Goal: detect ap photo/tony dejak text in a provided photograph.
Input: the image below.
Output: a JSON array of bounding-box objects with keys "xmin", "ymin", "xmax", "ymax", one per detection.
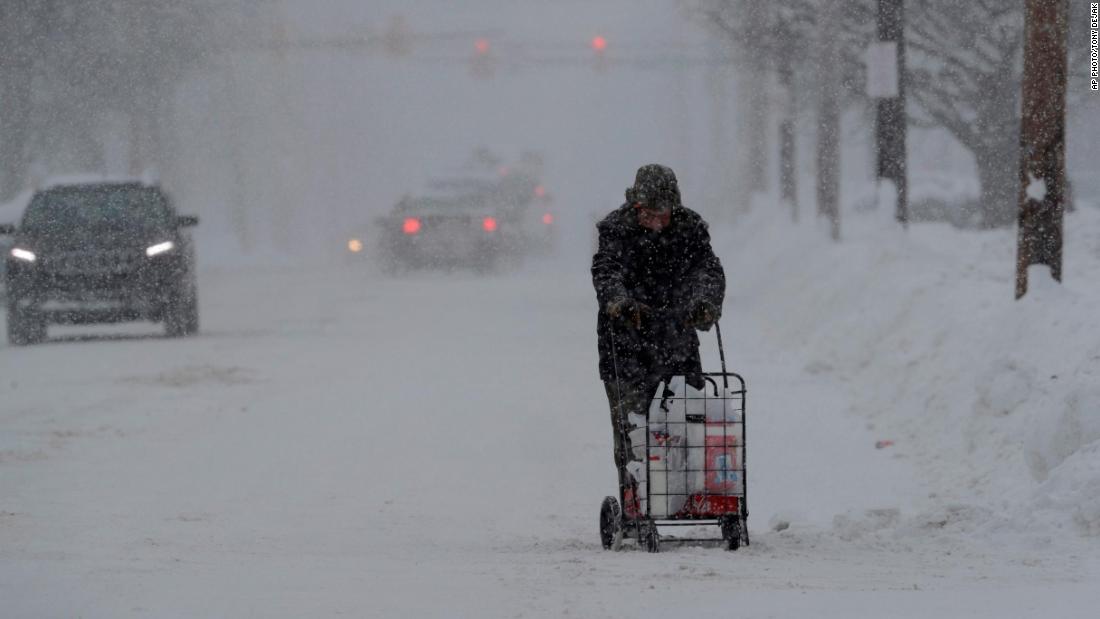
[{"xmin": 1092, "ymin": 2, "xmax": 1099, "ymax": 90}]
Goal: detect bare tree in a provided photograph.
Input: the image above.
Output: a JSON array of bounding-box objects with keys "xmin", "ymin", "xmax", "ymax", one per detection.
[
  {"xmin": 906, "ymin": 0, "xmax": 1026, "ymax": 228},
  {"xmin": 690, "ymin": 0, "xmax": 870, "ymax": 235},
  {"xmin": 896, "ymin": 0, "xmax": 1089, "ymax": 228},
  {"xmin": 0, "ymin": 0, "xmax": 42, "ymax": 200},
  {"xmin": 688, "ymin": 0, "xmax": 774, "ymax": 211},
  {"xmin": 693, "ymin": 0, "xmax": 1075, "ymax": 231},
  {"xmin": 0, "ymin": 0, "xmax": 225, "ymax": 196}
]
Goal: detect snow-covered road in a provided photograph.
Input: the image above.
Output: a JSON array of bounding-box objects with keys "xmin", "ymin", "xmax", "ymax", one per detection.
[{"xmin": 2, "ymin": 216, "xmax": 1098, "ymax": 616}]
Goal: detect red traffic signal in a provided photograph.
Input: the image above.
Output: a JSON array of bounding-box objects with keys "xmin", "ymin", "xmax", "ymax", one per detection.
[{"xmin": 591, "ymin": 35, "xmax": 607, "ymax": 53}]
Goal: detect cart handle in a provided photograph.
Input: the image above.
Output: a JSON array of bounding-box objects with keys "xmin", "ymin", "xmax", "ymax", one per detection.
[
  {"xmin": 611, "ymin": 313, "xmax": 730, "ymax": 390},
  {"xmin": 715, "ymin": 322, "xmax": 728, "ymax": 390}
]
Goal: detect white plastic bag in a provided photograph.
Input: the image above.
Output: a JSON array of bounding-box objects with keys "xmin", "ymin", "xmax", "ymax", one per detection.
[{"xmin": 704, "ymin": 384, "xmax": 742, "ymax": 423}]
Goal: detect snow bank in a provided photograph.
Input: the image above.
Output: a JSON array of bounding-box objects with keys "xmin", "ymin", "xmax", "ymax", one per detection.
[{"xmin": 721, "ymin": 197, "xmax": 1100, "ymax": 539}]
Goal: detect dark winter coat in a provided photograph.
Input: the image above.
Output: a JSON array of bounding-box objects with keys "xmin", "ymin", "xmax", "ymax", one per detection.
[{"xmin": 591, "ymin": 204, "xmax": 725, "ymax": 384}]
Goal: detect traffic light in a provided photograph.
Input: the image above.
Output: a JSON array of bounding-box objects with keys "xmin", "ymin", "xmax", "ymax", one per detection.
[
  {"xmin": 471, "ymin": 37, "xmax": 494, "ymax": 78},
  {"xmin": 591, "ymin": 35, "xmax": 608, "ymax": 72}
]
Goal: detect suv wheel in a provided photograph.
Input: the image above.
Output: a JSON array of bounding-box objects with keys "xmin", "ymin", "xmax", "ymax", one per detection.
[
  {"xmin": 164, "ymin": 284, "xmax": 199, "ymax": 337},
  {"xmin": 7, "ymin": 300, "xmax": 47, "ymax": 346}
]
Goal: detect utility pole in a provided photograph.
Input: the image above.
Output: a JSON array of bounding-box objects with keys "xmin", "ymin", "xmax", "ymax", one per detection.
[
  {"xmin": 271, "ymin": 1, "xmax": 299, "ymax": 249},
  {"xmin": 874, "ymin": 0, "xmax": 908, "ymax": 225},
  {"xmin": 220, "ymin": 61, "xmax": 251, "ymax": 252},
  {"xmin": 745, "ymin": 19, "xmax": 769, "ymax": 200},
  {"xmin": 776, "ymin": 9, "xmax": 797, "ymax": 221},
  {"xmin": 1015, "ymin": 0, "xmax": 1068, "ymax": 298},
  {"xmin": 733, "ymin": 0, "xmax": 769, "ymax": 212},
  {"xmin": 0, "ymin": 3, "xmax": 34, "ymax": 200},
  {"xmin": 127, "ymin": 4, "xmax": 154, "ymax": 176},
  {"xmin": 705, "ymin": 36, "xmax": 732, "ymax": 222},
  {"xmin": 817, "ymin": 2, "xmax": 841, "ymax": 241}
]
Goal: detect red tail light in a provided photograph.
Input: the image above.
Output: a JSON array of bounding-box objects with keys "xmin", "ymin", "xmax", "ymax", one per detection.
[
  {"xmin": 482, "ymin": 216, "xmax": 498, "ymax": 232},
  {"xmin": 403, "ymin": 217, "xmax": 421, "ymax": 234},
  {"xmin": 542, "ymin": 213, "xmax": 554, "ymax": 225},
  {"xmin": 534, "ymin": 185, "xmax": 546, "ymax": 198}
]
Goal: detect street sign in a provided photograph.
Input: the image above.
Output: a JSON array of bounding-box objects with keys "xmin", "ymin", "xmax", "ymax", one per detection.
[{"xmin": 865, "ymin": 42, "xmax": 899, "ymax": 98}]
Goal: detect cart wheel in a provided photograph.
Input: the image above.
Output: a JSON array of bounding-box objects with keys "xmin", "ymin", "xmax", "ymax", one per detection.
[
  {"xmin": 599, "ymin": 496, "xmax": 622, "ymax": 550},
  {"xmin": 643, "ymin": 524, "xmax": 660, "ymax": 553},
  {"xmin": 721, "ymin": 516, "xmax": 741, "ymax": 551}
]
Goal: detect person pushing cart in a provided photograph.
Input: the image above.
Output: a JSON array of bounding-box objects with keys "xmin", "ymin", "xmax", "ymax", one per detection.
[{"xmin": 592, "ymin": 164, "xmax": 745, "ymax": 551}]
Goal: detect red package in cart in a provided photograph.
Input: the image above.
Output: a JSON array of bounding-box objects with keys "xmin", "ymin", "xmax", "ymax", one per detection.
[{"xmin": 704, "ymin": 423, "xmax": 742, "ymax": 494}]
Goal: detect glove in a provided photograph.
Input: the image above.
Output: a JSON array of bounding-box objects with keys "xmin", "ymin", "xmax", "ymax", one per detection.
[
  {"xmin": 686, "ymin": 300, "xmax": 718, "ymax": 330},
  {"xmin": 607, "ymin": 297, "xmax": 652, "ymax": 329}
]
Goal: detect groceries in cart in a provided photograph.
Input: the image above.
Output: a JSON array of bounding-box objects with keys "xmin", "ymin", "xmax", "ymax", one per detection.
[{"xmin": 625, "ymin": 375, "xmax": 744, "ymax": 518}]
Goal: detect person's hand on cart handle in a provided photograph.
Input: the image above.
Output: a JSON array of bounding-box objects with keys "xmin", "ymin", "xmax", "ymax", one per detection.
[
  {"xmin": 607, "ymin": 297, "xmax": 652, "ymax": 330},
  {"xmin": 686, "ymin": 299, "xmax": 718, "ymax": 331}
]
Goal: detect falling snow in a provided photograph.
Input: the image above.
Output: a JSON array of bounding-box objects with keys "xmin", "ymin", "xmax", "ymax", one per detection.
[{"xmin": 1, "ymin": 1, "xmax": 1099, "ymax": 617}]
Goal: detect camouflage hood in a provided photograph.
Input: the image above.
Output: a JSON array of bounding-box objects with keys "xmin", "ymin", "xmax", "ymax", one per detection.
[{"xmin": 625, "ymin": 163, "xmax": 681, "ymax": 211}]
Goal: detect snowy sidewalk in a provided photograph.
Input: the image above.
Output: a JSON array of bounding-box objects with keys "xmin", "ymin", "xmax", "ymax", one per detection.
[{"xmin": 1, "ymin": 250, "xmax": 1097, "ymax": 617}]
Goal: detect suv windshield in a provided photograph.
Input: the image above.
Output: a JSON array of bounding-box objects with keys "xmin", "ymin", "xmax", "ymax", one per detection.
[{"xmin": 22, "ymin": 185, "xmax": 171, "ymax": 232}]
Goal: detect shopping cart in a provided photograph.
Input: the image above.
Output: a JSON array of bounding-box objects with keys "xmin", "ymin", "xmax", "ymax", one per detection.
[{"xmin": 599, "ymin": 322, "xmax": 748, "ymax": 553}]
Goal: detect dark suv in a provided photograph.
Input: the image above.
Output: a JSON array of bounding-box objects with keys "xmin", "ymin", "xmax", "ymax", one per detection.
[{"xmin": 0, "ymin": 181, "xmax": 200, "ymax": 345}]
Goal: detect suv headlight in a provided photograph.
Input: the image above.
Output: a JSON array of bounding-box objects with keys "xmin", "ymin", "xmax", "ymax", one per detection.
[
  {"xmin": 146, "ymin": 241, "xmax": 175, "ymax": 257},
  {"xmin": 10, "ymin": 247, "xmax": 36, "ymax": 262}
]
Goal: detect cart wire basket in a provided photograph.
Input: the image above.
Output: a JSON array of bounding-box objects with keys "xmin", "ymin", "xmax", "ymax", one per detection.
[{"xmin": 600, "ymin": 322, "xmax": 748, "ymax": 553}]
